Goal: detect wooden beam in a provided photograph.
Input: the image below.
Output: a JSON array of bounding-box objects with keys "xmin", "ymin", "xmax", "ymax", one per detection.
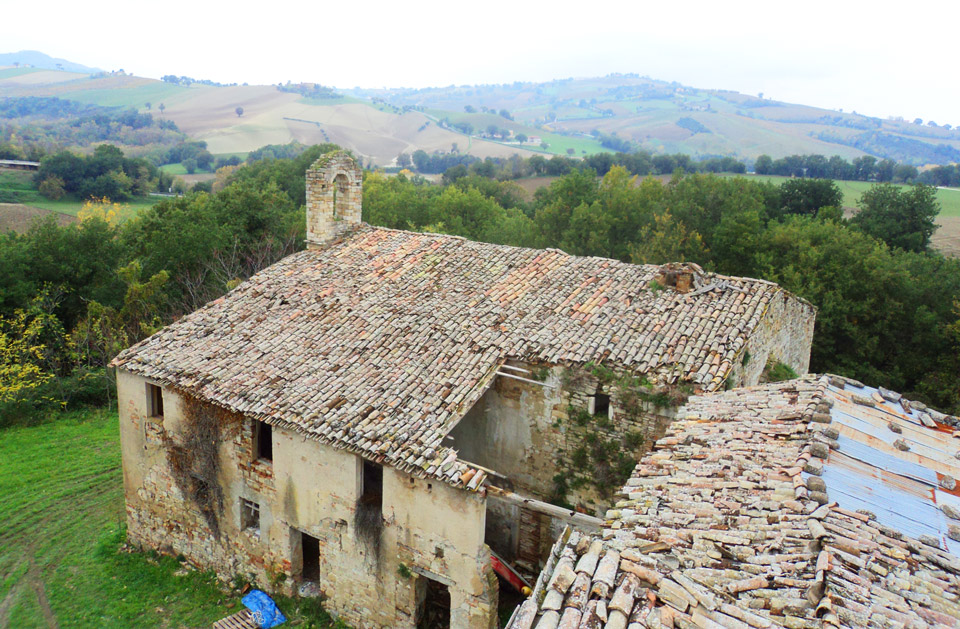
[{"xmin": 485, "ymin": 486, "xmax": 603, "ymax": 530}]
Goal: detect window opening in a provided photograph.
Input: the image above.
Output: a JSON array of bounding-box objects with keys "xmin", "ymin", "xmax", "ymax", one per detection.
[
  {"xmin": 361, "ymin": 459, "xmax": 383, "ymax": 507},
  {"xmin": 241, "ymin": 498, "xmax": 260, "ymax": 533},
  {"xmin": 593, "ymin": 391, "xmax": 610, "ymax": 417},
  {"xmin": 333, "ymin": 173, "xmax": 349, "ymax": 220},
  {"xmin": 255, "ymin": 420, "xmax": 273, "ymax": 462},
  {"xmin": 146, "ymin": 383, "xmax": 164, "ymax": 419},
  {"xmin": 355, "ymin": 459, "xmax": 383, "ymax": 559},
  {"xmin": 301, "ymin": 532, "xmax": 320, "ymax": 581}
]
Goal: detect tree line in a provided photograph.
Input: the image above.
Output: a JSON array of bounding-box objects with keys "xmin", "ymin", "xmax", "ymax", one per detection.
[{"xmin": 401, "ymin": 146, "xmax": 949, "ymax": 188}]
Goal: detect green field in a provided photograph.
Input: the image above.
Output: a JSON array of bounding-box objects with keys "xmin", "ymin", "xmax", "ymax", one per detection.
[
  {"xmin": 0, "ymin": 67, "xmax": 45, "ymax": 80},
  {"xmin": 65, "ymin": 82, "xmax": 190, "ymax": 110},
  {"xmin": 0, "ymin": 410, "xmax": 340, "ymax": 628},
  {"xmin": 0, "ymin": 170, "xmax": 156, "ymax": 221},
  {"xmin": 159, "ymin": 162, "xmax": 190, "ymax": 175},
  {"xmin": 729, "ymin": 174, "xmax": 960, "ymax": 217}
]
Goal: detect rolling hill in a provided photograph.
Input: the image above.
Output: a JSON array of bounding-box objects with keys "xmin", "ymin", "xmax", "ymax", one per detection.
[
  {"xmin": 0, "ymin": 67, "xmax": 538, "ymax": 166},
  {"xmin": 0, "ymin": 50, "xmax": 101, "ymax": 74},
  {"xmin": 347, "ymin": 75, "xmax": 960, "ymax": 165},
  {"xmin": 2, "ymin": 58, "xmax": 959, "ymax": 168}
]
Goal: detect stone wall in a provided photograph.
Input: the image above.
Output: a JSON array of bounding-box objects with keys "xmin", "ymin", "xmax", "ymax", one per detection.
[
  {"xmin": 729, "ymin": 288, "xmax": 817, "ymax": 387},
  {"xmin": 117, "ymin": 369, "xmax": 495, "ymax": 629},
  {"xmin": 305, "ymin": 151, "xmax": 362, "ymax": 248},
  {"xmin": 445, "ymin": 364, "xmax": 676, "ymax": 518}
]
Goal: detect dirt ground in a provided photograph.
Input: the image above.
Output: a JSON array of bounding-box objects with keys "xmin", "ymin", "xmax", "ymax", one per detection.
[
  {"xmin": 0, "ymin": 203, "xmax": 75, "ymax": 233},
  {"xmin": 932, "ymin": 215, "xmax": 960, "ymax": 258}
]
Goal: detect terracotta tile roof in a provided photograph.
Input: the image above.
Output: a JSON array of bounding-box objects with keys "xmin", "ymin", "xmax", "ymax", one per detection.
[
  {"xmin": 112, "ymin": 225, "xmax": 793, "ymax": 489},
  {"xmin": 510, "ymin": 376, "xmax": 960, "ymax": 628}
]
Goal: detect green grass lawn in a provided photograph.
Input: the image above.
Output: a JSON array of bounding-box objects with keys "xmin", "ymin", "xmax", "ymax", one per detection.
[{"xmin": 0, "ymin": 409, "xmax": 341, "ymax": 628}]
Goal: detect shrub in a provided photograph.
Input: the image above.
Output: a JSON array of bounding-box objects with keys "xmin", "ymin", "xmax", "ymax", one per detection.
[
  {"xmin": 39, "ymin": 176, "xmax": 66, "ymax": 200},
  {"xmin": 763, "ymin": 359, "xmax": 798, "ymax": 383}
]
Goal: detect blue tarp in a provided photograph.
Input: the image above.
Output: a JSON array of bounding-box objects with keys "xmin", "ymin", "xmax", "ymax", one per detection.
[{"xmin": 242, "ymin": 590, "xmax": 287, "ymax": 628}]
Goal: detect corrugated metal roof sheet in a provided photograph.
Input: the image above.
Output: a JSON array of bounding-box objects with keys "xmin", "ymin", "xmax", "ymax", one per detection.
[{"xmin": 821, "ymin": 383, "xmax": 960, "ymax": 557}]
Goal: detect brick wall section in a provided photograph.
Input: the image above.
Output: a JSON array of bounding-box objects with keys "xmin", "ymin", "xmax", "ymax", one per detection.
[{"xmin": 305, "ymin": 151, "xmax": 362, "ymax": 248}]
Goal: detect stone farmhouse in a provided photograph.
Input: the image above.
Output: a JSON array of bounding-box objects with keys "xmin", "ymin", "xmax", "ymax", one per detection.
[
  {"xmin": 508, "ymin": 375, "xmax": 960, "ymax": 629},
  {"xmin": 111, "ymin": 151, "xmax": 815, "ymax": 628}
]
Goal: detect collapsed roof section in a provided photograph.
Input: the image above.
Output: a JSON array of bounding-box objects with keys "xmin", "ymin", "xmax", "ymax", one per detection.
[
  {"xmin": 113, "ymin": 225, "xmax": 805, "ymax": 489},
  {"xmin": 509, "ymin": 376, "xmax": 960, "ymax": 628}
]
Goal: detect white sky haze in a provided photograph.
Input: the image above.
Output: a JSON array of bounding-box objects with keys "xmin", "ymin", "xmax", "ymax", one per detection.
[{"xmin": 3, "ymin": 0, "xmax": 958, "ymax": 124}]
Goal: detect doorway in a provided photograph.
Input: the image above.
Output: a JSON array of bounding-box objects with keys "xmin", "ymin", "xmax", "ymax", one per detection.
[
  {"xmin": 415, "ymin": 575, "xmax": 451, "ymax": 628},
  {"xmin": 302, "ymin": 532, "xmax": 320, "ymax": 581}
]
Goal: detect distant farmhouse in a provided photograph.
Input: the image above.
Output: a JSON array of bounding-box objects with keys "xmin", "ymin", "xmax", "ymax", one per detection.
[{"xmin": 113, "ymin": 151, "xmax": 818, "ymax": 627}]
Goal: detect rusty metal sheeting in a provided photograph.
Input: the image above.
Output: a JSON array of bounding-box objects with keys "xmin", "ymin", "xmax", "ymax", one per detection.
[{"xmin": 822, "ymin": 383, "xmax": 960, "ymax": 558}]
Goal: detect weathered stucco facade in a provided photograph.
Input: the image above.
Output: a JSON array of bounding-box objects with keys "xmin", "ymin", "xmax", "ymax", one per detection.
[
  {"xmin": 113, "ymin": 149, "xmax": 818, "ymax": 628},
  {"xmin": 119, "ymin": 369, "xmax": 497, "ymax": 628}
]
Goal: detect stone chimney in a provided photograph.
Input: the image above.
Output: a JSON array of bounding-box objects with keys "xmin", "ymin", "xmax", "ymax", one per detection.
[
  {"xmin": 305, "ymin": 151, "xmax": 362, "ymax": 248},
  {"xmin": 655, "ymin": 262, "xmax": 704, "ymax": 294}
]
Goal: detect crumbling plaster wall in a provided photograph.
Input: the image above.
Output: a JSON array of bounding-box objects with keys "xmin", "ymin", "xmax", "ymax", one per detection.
[
  {"xmin": 446, "ymin": 364, "xmax": 674, "ymax": 517},
  {"xmin": 117, "ymin": 369, "xmax": 495, "ymax": 629}
]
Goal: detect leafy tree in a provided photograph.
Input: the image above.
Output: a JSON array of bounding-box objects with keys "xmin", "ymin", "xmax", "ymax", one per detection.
[
  {"xmin": 516, "ymin": 133, "xmax": 528, "ymax": 143},
  {"xmin": 534, "ymin": 168, "xmax": 598, "ymax": 245},
  {"xmin": 235, "ymin": 107, "xmax": 244, "ymax": 117},
  {"xmin": 876, "ymin": 159, "xmax": 896, "ymax": 182},
  {"xmin": 629, "ymin": 211, "xmax": 705, "ymax": 264},
  {"xmin": 852, "ymin": 183, "xmax": 939, "ymax": 252},
  {"xmin": 777, "ymin": 179, "xmax": 843, "ymax": 219},
  {"xmin": 0, "ymin": 290, "xmax": 64, "ymax": 404}
]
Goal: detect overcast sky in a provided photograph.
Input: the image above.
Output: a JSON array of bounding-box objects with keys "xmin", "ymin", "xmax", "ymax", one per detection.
[{"xmin": 4, "ymin": 0, "xmax": 958, "ymax": 124}]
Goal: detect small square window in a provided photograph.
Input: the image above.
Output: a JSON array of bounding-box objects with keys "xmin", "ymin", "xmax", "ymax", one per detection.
[
  {"xmin": 254, "ymin": 420, "xmax": 273, "ymax": 462},
  {"xmin": 241, "ymin": 498, "xmax": 260, "ymax": 532},
  {"xmin": 594, "ymin": 393, "xmax": 610, "ymax": 417},
  {"xmin": 146, "ymin": 383, "xmax": 164, "ymax": 419}
]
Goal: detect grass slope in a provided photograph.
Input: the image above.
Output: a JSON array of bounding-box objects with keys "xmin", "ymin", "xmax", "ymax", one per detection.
[{"xmin": 0, "ymin": 410, "xmax": 341, "ymax": 628}]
